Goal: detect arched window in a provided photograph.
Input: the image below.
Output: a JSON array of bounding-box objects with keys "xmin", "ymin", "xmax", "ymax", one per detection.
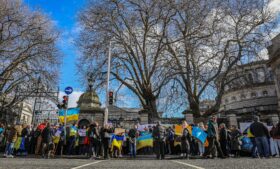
[{"xmin": 263, "ymin": 90, "xmax": 268, "ymax": 96}]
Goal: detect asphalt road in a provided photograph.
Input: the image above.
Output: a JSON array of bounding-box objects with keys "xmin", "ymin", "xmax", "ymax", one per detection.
[{"xmin": 0, "ymin": 157, "xmax": 280, "ymax": 169}]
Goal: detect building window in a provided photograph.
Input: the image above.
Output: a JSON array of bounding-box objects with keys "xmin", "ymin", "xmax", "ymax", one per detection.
[
  {"xmin": 231, "ymin": 96, "xmax": 236, "ymax": 101},
  {"xmin": 225, "ymin": 98, "xmax": 229, "ymax": 103},
  {"xmin": 248, "ymin": 73, "xmax": 254, "ymax": 83},
  {"xmin": 263, "ymin": 90, "xmax": 268, "ymax": 96},
  {"xmin": 251, "ymin": 92, "xmax": 257, "ymax": 98},
  {"xmin": 241, "ymin": 94, "xmax": 246, "ymax": 99}
]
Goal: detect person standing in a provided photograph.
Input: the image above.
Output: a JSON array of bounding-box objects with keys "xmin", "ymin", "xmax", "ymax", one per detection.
[
  {"xmin": 229, "ymin": 125, "xmax": 241, "ymax": 157},
  {"xmin": 167, "ymin": 127, "xmax": 175, "ymax": 155},
  {"xmin": 88, "ymin": 122, "xmax": 100, "ymax": 159},
  {"xmin": 152, "ymin": 121, "xmax": 166, "ymax": 160},
  {"xmin": 198, "ymin": 122, "xmax": 206, "ymax": 156},
  {"xmin": 78, "ymin": 126, "xmax": 87, "ymax": 155},
  {"xmin": 250, "ymin": 116, "xmax": 270, "ymax": 158},
  {"xmin": 4, "ymin": 124, "xmax": 18, "ymax": 158},
  {"xmin": 101, "ymin": 124, "xmax": 112, "ymax": 159},
  {"xmin": 219, "ymin": 123, "xmax": 229, "ymax": 157},
  {"xmin": 128, "ymin": 125, "xmax": 138, "ymax": 158},
  {"xmin": 203, "ymin": 116, "xmax": 225, "ymax": 159},
  {"xmin": 181, "ymin": 127, "xmax": 191, "ymax": 159},
  {"xmin": 67, "ymin": 123, "xmax": 78, "ymax": 155},
  {"xmin": 21, "ymin": 124, "xmax": 30, "ymax": 156},
  {"xmin": 270, "ymin": 122, "xmax": 280, "ymax": 157},
  {"xmin": 41, "ymin": 122, "xmax": 53, "ymax": 158}
]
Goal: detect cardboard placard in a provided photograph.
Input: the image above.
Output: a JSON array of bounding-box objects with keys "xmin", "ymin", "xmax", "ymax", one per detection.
[{"xmin": 114, "ymin": 128, "xmax": 125, "ymax": 135}]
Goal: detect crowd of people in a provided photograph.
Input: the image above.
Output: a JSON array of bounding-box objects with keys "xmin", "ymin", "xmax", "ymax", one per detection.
[{"xmin": 0, "ymin": 115, "xmax": 280, "ymax": 160}]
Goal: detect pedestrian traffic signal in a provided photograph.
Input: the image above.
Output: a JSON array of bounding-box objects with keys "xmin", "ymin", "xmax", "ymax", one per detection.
[{"xmin": 109, "ymin": 91, "xmax": 113, "ymax": 105}]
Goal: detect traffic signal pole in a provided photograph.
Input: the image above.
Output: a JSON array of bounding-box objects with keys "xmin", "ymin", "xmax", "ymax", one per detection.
[
  {"xmin": 104, "ymin": 41, "xmax": 112, "ymax": 126},
  {"xmin": 63, "ymin": 95, "xmax": 69, "ymax": 145},
  {"xmin": 64, "ymin": 105, "xmax": 67, "ymax": 145}
]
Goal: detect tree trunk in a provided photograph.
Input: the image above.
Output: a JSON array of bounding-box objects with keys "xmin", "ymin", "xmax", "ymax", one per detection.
[
  {"xmin": 188, "ymin": 96, "xmax": 200, "ymax": 118},
  {"xmin": 143, "ymin": 94, "xmax": 158, "ymax": 123}
]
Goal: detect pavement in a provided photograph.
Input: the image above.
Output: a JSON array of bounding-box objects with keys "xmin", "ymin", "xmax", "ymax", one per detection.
[{"xmin": 0, "ymin": 156, "xmax": 280, "ymax": 169}]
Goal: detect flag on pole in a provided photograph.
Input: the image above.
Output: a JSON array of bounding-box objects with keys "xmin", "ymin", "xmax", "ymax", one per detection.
[{"xmin": 59, "ymin": 108, "xmax": 80, "ymax": 123}]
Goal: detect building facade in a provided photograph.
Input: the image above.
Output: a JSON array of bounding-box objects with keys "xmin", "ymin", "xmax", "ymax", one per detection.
[
  {"xmin": 218, "ymin": 60, "xmax": 279, "ymax": 126},
  {"xmin": 268, "ymin": 33, "xmax": 280, "ymax": 114}
]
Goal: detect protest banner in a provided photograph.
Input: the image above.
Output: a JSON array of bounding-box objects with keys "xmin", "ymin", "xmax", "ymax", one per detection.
[
  {"xmin": 114, "ymin": 128, "xmax": 125, "ymax": 135},
  {"xmin": 78, "ymin": 129, "xmax": 87, "ymax": 137}
]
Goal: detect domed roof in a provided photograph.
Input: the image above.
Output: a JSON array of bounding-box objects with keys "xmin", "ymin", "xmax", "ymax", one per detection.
[{"xmin": 77, "ymin": 90, "xmax": 102, "ymax": 111}]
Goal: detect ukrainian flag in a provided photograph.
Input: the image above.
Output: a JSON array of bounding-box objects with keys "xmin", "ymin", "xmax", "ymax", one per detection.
[
  {"xmin": 59, "ymin": 108, "xmax": 80, "ymax": 123},
  {"xmin": 111, "ymin": 134, "xmax": 124, "ymax": 151},
  {"xmin": 136, "ymin": 134, "xmax": 153, "ymax": 150}
]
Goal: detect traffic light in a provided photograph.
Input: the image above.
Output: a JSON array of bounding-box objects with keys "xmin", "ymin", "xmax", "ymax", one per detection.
[
  {"xmin": 109, "ymin": 91, "xmax": 113, "ymax": 105},
  {"xmin": 62, "ymin": 95, "xmax": 68, "ymax": 109},
  {"xmin": 57, "ymin": 104, "xmax": 62, "ymax": 109}
]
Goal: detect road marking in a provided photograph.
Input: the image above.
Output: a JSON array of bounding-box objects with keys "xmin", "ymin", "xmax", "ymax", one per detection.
[
  {"xmin": 172, "ymin": 160, "xmax": 205, "ymax": 169},
  {"xmin": 71, "ymin": 160, "xmax": 104, "ymax": 169}
]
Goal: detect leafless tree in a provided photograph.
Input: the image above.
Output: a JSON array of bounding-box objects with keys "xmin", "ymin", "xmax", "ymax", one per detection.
[
  {"xmin": 77, "ymin": 0, "xmax": 176, "ymax": 122},
  {"xmin": 165, "ymin": 0, "xmax": 277, "ymax": 117},
  {"xmin": 0, "ymin": 0, "xmax": 60, "ymax": 115}
]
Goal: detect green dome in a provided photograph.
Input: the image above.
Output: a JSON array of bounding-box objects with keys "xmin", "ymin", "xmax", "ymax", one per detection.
[{"xmin": 77, "ymin": 90, "xmax": 102, "ymax": 111}]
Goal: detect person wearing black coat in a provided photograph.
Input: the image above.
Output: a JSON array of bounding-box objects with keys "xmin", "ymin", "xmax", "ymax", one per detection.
[
  {"xmin": 152, "ymin": 121, "xmax": 166, "ymax": 160},
  {"xmin": 100, "ymin": 124, "xmax": 112, "ymax": 159},
  {"xmin": 229, "ymin": 126, "xmax": 241, "ymax": 157},
  {"xmin": 250, "ymin": 116, "xmax": 270, "ymax": 158},
  {"xmin": 181, "ymin": 128, "xmax": 191, "ymax": 159},
  {"xmin": 219, "ymin": 123, "xmax": 229, "ymax": 157},
  {"xmin": 41, "ymin": 123, "xmax": 53, "ymax": 158}
]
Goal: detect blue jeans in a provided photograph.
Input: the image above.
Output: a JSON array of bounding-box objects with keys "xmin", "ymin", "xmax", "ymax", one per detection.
[
  {"xmin": 129, "ymin": 142, "xmax": 136, "ymax": 158},
  {"xmin": 250, "ymin": 138, "xmax": 258, "ymax": 157},
  {"xmin": 67, "ymin": 136, "xmax": 76, "ymax": 155},
  {"xmin": 255, "ymin": 136, "xmax": 270, "ymax": 157},
  {"xmin": 5, "ymin": 142, "xmax": 15, "ymax": 155}
]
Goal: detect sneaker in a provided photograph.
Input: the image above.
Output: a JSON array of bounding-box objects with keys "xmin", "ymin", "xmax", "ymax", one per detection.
[
  {"xmin": 3, "ymin": 154, "xmax": 7, "ymax": 157},
  {"xmin": 7, "ymin": 155, "xmax": 14, "ymax": 158}
]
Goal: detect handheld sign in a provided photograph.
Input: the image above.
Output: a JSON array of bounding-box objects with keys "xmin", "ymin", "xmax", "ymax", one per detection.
[{"xmin": 64, "ymin": 86, "xmax": 73, "ymax": 95}]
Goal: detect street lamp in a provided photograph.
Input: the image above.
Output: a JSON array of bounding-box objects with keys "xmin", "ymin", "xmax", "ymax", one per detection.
[
  {"xmin": 104, "ymin": 41, "xmax": 112, "ymax": 126},
  {"xmin": 87, "ymin": 72, "xmax": 94, "ymax": 91}
]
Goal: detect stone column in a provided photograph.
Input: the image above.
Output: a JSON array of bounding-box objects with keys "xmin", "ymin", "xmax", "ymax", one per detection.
[{"xmin": 227, "ymin": 114, "xmax": 238, "ymax": 127}]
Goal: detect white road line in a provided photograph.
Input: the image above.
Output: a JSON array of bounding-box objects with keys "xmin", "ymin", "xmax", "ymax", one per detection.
[
  {"xmin": 172, "ymin": 160, "xmax": 205, "ymax": 169},
  {"xmin": 71, "ymin": 160, "xmax": 104, "ymax": 169}
]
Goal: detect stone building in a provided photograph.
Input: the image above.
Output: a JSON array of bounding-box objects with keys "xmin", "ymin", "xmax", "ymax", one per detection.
[
  {"xmin": 267, "ymin": 33, "xmax": 280, "ymax": 114},
  {"xmin": 218, "ymin": 60, "xmax": 279, "ymax": 126},
  {"xmin": 77, "ymin": 88, "xmax": 149, "ymax": 128}
]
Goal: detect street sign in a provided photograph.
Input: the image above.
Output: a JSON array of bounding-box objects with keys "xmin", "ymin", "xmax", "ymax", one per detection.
[{"xmin": 64, "ymin": 86, "xmax": 73, "ymax": 95}]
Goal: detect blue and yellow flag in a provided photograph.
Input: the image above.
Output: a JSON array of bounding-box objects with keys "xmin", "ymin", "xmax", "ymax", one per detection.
[
  {"xmin": 59, "ymin": 108, "xmax": 80, "ymax": 123},
  {"xmin": 136, "ymin": 134, "xmax": 153, "ymax": 150},
  {"xmin": 111, "ymin": 134, "xmax": 124, "ymax": 150},
  {"xmin": 192, "ymin": 126, "xmax": 207, "ymax": 143}
]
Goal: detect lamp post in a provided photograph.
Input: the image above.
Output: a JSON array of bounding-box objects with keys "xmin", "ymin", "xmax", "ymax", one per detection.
[
  {"xmin": 104, "ymin": 41, "xmax": 112, "ymax": 126},
  {"xmin": 87, "ymin": 72, "xmax": 94, "ymax": 91}
]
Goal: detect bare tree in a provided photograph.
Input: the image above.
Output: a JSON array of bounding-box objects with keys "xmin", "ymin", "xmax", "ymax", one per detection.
[
  {"xmin": 0, "ymin": 0, "xmax": 60, "ymax": 115},
  {"xmin": 165, "ymin": 0, "xmax": 276, "ymax": 117},
  {"xmin": 77, "ymin": 0, "xmax": 176, "ymax": 122}
]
